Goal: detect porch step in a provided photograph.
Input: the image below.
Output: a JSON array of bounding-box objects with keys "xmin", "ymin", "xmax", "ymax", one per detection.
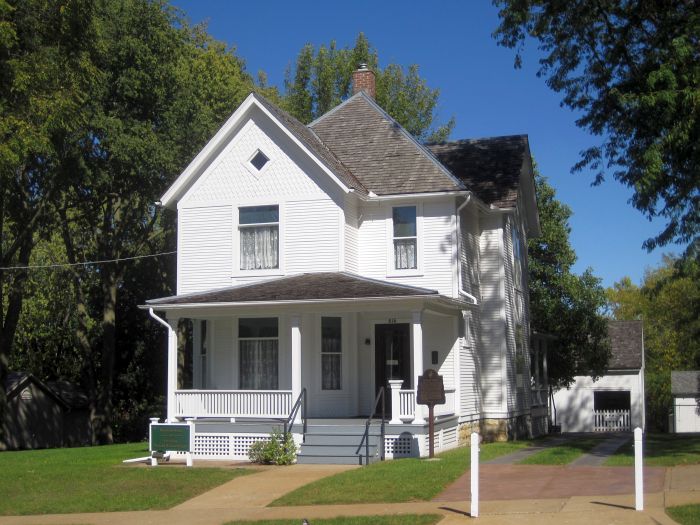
[{"xmin": 296, "ymin": 422, "xmax": 383, "ymax": 465}]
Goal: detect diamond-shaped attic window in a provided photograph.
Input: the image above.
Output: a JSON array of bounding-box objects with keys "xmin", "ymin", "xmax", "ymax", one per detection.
[{"xmin": 250, "ymin": 150, "xmax": 269, "ymax": 171}]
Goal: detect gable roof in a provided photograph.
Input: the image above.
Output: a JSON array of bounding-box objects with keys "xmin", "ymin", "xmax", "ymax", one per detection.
[
  {"xmin": 607, "ymin": 320, "xmax": 644, "ymax": 370},
  {"xmin": 147, "ymin": 271, "xmax": 442, "ymax": 306},
  {"xmin": 427, "ymin": 136, "xmax": 529, "ymax": 208},
  {"xmin": 160, "ymin": 93, "xmax": 368, "ymax": 207},
  {"xmin": 671, "ymin": 371, "xmax": 700, "ymax": 396},
  {"xmin": 310, "ymin": 93, "xmax": 464, "ymax": 195},
  {"xmin": 4, "ymin": 372, "xmax": 68, "ymax": 407}
]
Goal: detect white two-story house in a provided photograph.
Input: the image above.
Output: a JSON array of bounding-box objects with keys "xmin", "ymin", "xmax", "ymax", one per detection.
[{"xmin": 144, "ymin": 66, "xmax": 546, "ymax": 463}]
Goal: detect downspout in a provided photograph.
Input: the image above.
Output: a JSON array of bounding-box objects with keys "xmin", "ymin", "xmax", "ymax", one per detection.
[
  {"xmin": 456, "ymin": 194, "xmax": 479, "ymax": 305},
  {"xmin": 149, "ymin": 308, "xmax": 178, "ymax": 422}
]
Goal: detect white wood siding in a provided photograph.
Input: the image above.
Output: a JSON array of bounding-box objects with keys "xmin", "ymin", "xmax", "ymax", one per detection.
[
  {"xmin": 478, "ymin": 214, "xmax": 507, "ymax": 417},
  {"xmin": 358, "ymin": 199, "xmax": 455, "ymax": 296},
  {"xmin": 344, "ymin": 195, "xmax": 359, "ymax": 274},
  {"xmin": 176, "ymin": 109, "xmax": 346, "ymax": 293},
  {"xmin": 178, "ymin": 206, "xmax": 233, "ymax": 295},
  {"xmin": 423, "ymin": 312, "xmax": 457, "ymax": 391}
]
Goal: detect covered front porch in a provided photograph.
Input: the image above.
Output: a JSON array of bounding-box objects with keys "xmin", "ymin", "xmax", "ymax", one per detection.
[{"xmin": 144, "ymin": 273, "xmax": 470, "ymax": 459}]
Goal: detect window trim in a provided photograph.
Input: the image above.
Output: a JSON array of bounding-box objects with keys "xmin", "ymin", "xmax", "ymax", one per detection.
[
  {"xmin": 234, "ymin": 203, "xmax": 284, "ymax": 277},
  {"xmin": 386, "ymin": 203, "xmax": 423, "ymax": 277},
  {"xmin": 244, "ymin": 148, "xmax": 272, "ymax": 177}
]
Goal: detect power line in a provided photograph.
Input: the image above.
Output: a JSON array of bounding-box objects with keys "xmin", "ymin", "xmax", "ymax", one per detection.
[{"xmin": 0, "ymin": 251, "xmax": 176, "ymax": 271}]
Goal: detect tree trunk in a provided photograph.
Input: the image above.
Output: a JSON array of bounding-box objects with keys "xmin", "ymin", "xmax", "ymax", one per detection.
[{"xmin": 93, "ymin": 267, "xmax": 118, "ymax": 445}]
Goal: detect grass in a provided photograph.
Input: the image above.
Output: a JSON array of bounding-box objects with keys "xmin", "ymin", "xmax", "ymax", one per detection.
[
  {"xmin": 518, "ymin": 437, "xmax": 602, "ymax": 465},
  {"xmin": 604, "ymin": 434, "xmax": 700, "ymax": 467},
  {"xmin": 667, "ymin": 504, "xmax": 700, "ymax": 525},
  {"xmin": 271, "ymin": 441, "xmax": 528, "ymax": 506},
  {"xmin": 225, "ymin": 516, "xmax": 442, "ymax": 525},
  {"xmin": 0, "ymin": 442, "xmax": 250, "ymax": 515}
]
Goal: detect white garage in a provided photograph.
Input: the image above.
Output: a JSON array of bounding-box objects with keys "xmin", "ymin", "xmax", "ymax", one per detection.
[{"xmin": 672, "ymin": 371, "xmax": 700, "ymax": 433}]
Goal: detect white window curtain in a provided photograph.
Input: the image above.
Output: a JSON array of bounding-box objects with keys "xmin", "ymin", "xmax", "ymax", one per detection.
[
  {"xmin": 239, "ymin": 339, "xmax": 278, "ymax": 390},
  {"xmin": 394, "ymin": 239, "xmax": 417, "ymax": 269},
  {"xmin": 240, "ymin": 226, "xmax": 279, "ymax": 270}
]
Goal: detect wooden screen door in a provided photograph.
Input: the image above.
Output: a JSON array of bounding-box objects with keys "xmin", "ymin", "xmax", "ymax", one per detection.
[{"xmin": 374, "ymin": 323, "xmax": 411, "ymax": 414}]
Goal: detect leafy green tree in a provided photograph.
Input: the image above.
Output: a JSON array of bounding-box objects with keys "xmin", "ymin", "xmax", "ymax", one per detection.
[
  {"xmin": 608, "ymin": 256, "xmax": 700, "ymax": 430},
  {"xmin": 528, "ymin": 170, "xmax": 609, "ymax": 389},
  {"xmin": 284, "ymin": 33, "xmax": 454, "ymax": 142},
  {"xmin": 494, "ymin": 1, "xmax": 700, "ymax": 251},
  {"xmin": 0, "ymin": 0, "xmax": 97, "ymax": 443},
  {"xmin": 52, "ymin": 0, "xmax": 255, "ymax": 444}
]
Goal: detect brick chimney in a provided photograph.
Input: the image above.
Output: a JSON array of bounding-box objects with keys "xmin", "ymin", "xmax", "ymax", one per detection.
[{"xmin": 352, "ymin": 63, "xmax": 376, "ymax": 99}]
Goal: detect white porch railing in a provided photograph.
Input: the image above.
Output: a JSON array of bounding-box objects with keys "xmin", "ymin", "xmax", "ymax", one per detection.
[
  {"xmin": 397, "ymin": 388, "xmax": 456, "ymax": 422},
  {"xmin": 594, "ymin": 409, "xmax": 631, "ymax": 432},
  {"xmin": 174, "ymin": 390, "xmax": 292, "ymax": 419}
]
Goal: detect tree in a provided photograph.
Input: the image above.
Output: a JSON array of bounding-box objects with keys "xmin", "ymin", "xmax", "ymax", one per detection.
[
  {"xmin": 608, "ymin": 255, "xmax": 700, "ymax": 430},
  {"xmin": 51, "ymin": 0, "xmax": 255, "ymax": 444},
  {"xmin": 0, "ymin": 0, "xmax": 97, "ymax": 443},
  {"xmin": 284, "ymin": 33, "xmax": 454, "ymax": 142},
  {"xmin": 528, "ymin": 170, "xmax": 610, "ymax": 388},
  {"xmin": 494, "ymin": 1, "xmax": 700, "ymax": 251}
]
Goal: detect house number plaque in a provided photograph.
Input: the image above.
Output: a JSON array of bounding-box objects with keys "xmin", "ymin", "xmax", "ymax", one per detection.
[{"xmin": 417, "ymin": 368, "xmax": 445, "ymax": 458}]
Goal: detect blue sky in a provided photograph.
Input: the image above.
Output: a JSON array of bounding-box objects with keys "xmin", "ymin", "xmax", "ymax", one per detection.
[{"xmin": 173, "ymin": 0, "xmax": 677, "ymax": 288}]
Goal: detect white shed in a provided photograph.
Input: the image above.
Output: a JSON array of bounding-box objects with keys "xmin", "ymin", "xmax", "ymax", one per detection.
[
  {"xmin": 553, "ymin": 320, "xmax": 645, "ymax": 433},
  {"xmin": 671, "ymin": 371, "xmax": 700, "ymax": 433}
]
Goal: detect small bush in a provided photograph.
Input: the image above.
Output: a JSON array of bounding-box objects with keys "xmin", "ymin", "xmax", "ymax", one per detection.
[{"xmin": 248, "ymin": 429, "xmax": 297, "ymax": 465}]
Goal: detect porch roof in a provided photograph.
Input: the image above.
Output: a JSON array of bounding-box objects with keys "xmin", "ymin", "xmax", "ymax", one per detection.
[{"xmin": 145, "ymin": 272, "xmax": 468, "ymax": 309}]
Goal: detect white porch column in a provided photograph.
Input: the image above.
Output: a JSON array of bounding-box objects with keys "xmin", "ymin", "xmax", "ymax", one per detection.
[
  {"xmin": 290, "ymin": 315, "xmax": 302, "ymax": 409},
  {"xmin": 412, "ymin": 310, "xmax": 426, "ymax": 424},
  {"xmin": 388, "ymin": 379, "xmax": 403, "ymax": 424},
  {"xmin": 167, "ymin": 318, "xmax": 179, "ymax": 422}
]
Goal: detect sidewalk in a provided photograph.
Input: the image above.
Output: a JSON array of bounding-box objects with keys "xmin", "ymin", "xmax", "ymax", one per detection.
[{"xmin": 0, "ymin": 461, "xmax": 699, "ymax": 525}]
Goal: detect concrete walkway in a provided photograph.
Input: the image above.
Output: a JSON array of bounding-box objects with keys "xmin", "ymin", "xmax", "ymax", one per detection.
[
  {"xmin": 0, "ymin": 458, "xmax": 699, "ymax": 525},
  {"xmin": 570, "ymin": 433, "xmax": 631, "ymax": 466}
]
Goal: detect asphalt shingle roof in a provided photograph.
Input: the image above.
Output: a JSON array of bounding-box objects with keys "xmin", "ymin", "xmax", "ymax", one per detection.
[
  {"xmin": 147, "ymin": 272, "xmax": 440, "ymax": 305},
  {"xmin": 428, "ymin": 136, "xmax": 529, "ymax": 208},
  {"xmin": 607, "ymin": 320, "xmax": 644, "ymax": 370},
  {"xmin": 671, "ymin": 371, "xmax": 700, "ymax": 396},
  {"xmin": 253, "ymin": 93, "xmax": 368, "ymax": 194},
  {"xmin": 310, "ymin": 94, "xmax": 463, "ymax": 195}
]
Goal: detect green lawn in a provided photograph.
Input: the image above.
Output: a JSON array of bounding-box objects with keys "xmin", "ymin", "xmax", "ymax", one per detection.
[
  {"xmin": 225, "ymin": 516, "xmax": 442, "ymax": 525},
  {"xmin": 271, "ymin": 441, "xmax": 528, "ymax": 506},
  {"xmin": 518, "ymin": 437, "xmax": 602, "ymax": 465},
  {"xmin": 667, "ymin": 504, "xmax": 700, "ymax": 525},
  {"xmin": 604, "ymin": 434, "xmax": 700, "ymax": 466},
  {"xmin": 0, "ymin": 442, "xmax": 250, "ymax": 515}
]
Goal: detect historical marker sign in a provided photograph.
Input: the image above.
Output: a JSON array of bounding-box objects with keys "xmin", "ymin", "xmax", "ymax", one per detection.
[
  {"xmin": 416, "ymin": 368, "xmax": 445, "ymax": 458},
  {"xmin": 150, "ymin": 423, "xmax": 192, "ymax": 452},
  {"xmin": 417, "ymin": 368, "xmax": 446, "ymax": 406}
]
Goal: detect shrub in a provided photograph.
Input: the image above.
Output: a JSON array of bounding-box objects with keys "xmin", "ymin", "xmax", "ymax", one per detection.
[{"xmin": 248, "ymin": 429, "xmax": 297, "ymax": 465}]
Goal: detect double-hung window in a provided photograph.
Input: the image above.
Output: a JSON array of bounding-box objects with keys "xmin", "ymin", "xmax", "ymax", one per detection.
[
  {"xmin": 239, "ymin": 205, "xmax": 279, "ymax": 270},
  {"xmin": 393, "ymin": 206, "xmax": 417, "ymax": 270},
  {"xmin": 199, "ymin": 320, "xmax": 207, "ymax": 389},
  {"xmin": 321, "ymin": 317, "xmax": 342, "ymax": 390},
  {"xmin": 239, "ymin": 318, "xmax": 278, "ymax": 390}
]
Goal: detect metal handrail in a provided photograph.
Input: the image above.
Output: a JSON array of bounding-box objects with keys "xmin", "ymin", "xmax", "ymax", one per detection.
[
  {"xmin": 355, "ymin": 386, "xmax": 385, "ymax": 465},
  {"xmin": 283, "ymin": 388, "xmax": 307, "ymax": 442}
]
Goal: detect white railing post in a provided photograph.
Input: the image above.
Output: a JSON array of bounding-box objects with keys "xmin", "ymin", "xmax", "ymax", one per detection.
[
  {"xmin": 471, "ymin": 432, "xmax": 479, "ymax": 518},
  {"xmin": 388, "ymin": 380, "xmax": 403, "ymax": 424},
  {"xmin": 635, "ymin": 427, "xmax": 644, "ymax": 511}
]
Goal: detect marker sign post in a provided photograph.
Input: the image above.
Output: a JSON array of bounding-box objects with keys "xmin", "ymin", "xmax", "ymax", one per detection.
[{"xmin": 416, "ymin": 368, "xmax": 446, "ymax": 458}]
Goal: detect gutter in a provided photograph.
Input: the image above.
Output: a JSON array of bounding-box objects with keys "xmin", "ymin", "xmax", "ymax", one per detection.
[{"xmin": 455, "ymin": 195, "xmax": 479, "ymax": 305}]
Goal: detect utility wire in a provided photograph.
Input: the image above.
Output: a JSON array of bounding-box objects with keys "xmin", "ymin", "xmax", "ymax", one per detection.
[{"xmin": 0, "ymin": 251, "xmax": 176, "ymax": 271}]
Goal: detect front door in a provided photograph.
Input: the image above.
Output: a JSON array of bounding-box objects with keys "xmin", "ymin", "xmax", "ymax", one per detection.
[{"xmin": 375, "ymin": 323, "xmax": 411, "ymax": 415}]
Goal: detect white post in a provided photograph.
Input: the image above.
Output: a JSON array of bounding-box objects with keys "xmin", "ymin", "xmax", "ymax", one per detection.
[
  {"xmin": 186, "ymin": 419, "xmax": 194, "ymax": 467},
  {"xmin": 471, "ymin": 432, "xmax": 479, "ymax": 517},
  {"xmin": 149, "ymin": 417, "xmax": 159, "ymax": 467},
  {"xmin": 388, "ymin": 380, "xmax": 403, "ymax": 424},
  {"xmin": 291, "ymin": 315, "xmax": 302, "ymax": 421},
  {"xmin": 635, "ymin": 427, "xmax": 644, "ymax": 511},
  {"xmin": 166, "ymin": 319, "xmax": 179, "ymax": 422},
  {"xmin": 412, "ymin": 311, "xmax": 425, "ymax": 424}
]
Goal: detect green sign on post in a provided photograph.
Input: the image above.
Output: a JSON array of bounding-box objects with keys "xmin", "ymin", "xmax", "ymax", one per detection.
[{"xmin": 150, "ymin": 424, "xmax": 191, "ymax": 452}]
